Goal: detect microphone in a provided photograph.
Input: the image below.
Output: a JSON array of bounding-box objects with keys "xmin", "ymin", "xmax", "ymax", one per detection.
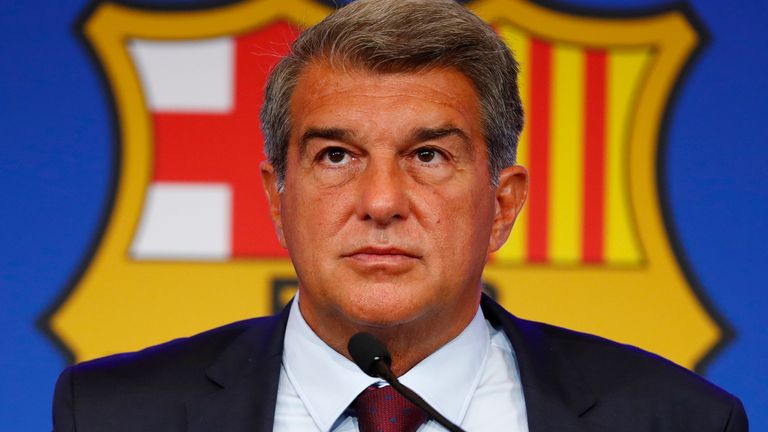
[{"xmin": 348, "ymin": 332, "xmax": 466, "ymax": 432}]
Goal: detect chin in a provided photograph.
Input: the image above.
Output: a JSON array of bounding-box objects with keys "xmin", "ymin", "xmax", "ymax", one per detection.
[{"xmin": 341, "ymin": 291, "xmax": 430, "ymax": 329}]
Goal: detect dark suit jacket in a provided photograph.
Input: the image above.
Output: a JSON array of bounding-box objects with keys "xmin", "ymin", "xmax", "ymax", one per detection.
[{"xmin": 53, "ymin": 296, "xmax": 748, "ymax": 431}]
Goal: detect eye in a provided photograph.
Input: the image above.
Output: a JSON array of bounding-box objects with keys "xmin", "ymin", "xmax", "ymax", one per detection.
[
  {"xmin": 412, "ymin": 147, "xmax": 448, "ymax": 165},
  {"xmin": 319, "ymin": 147, "xmax": 352, "ymax": 165},
  {"xmin": 416, "ymin": 148, "xmax": 437, "ymax": 163}
]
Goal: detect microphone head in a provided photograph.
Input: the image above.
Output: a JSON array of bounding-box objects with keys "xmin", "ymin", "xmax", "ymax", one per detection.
[{"xmin": 348, "ymin": 332, "xmax": 392, "ymax": 378}]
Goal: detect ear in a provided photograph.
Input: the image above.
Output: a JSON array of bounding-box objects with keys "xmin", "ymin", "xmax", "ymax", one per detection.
[
  {"xmin": 260, "ymin": 161, "xmax": 287, "ymax": 248},
  {"xmin": 488, "ymin": 165, "xmax": 528, "ymax": 253}
]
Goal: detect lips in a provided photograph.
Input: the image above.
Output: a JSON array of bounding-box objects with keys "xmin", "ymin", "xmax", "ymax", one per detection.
[{"xmin": 342, "ymin": 246, "xmax": 421, "ymax": 264}]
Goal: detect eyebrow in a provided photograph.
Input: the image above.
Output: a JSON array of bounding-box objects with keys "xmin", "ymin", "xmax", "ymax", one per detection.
[
  {"xmin": 410, "ymin": 126, "xmax": 472, "ymax": 154},
  {"xmin": 297, "ymin": 125, "xmax": 473, "ymax": 154},
  {"xmin": 299, "ymin": 127, "xmax": 356, "ymax": 155},
  {"xmin": 411, "ymin": 126, "xmax": 470, "ymax": 145}
]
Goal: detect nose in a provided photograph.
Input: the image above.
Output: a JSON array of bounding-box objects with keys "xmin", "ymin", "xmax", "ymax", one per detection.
[{"xmin": 356, "ymin": 156, "xmax": 410, "ymax": 225}]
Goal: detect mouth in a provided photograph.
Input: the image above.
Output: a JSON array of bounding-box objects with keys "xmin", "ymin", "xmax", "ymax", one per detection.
[{"xmin": 341, "ymin": 246, "xmax": 421, "ymax": 264}]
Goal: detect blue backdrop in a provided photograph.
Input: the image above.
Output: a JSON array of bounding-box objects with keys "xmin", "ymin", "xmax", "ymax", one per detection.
[{"xmin": 1, "ymin": 0, "xmax": 766, "ymax": 430}]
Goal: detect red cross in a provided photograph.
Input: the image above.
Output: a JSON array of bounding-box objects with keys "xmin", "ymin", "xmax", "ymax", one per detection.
[{"xmin": 151, "ymin": 22, "xmax": 299, "ymax": 257}]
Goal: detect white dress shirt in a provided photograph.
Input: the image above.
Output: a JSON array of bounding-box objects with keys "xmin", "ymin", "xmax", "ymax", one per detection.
[{"xmin": 273, "ymin": 296, "xmax": 529, "ymax": 431}]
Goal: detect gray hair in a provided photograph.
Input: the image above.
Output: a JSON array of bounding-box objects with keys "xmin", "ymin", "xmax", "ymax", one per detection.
[{"xmin": 260, "ymin": 0, "xmax": 523, "ymax": 189}]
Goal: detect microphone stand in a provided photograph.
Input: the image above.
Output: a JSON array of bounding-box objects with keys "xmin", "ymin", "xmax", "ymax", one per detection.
[{"xmin": 370, "ymin": 354, "xmax": 466, "ymax": 432}]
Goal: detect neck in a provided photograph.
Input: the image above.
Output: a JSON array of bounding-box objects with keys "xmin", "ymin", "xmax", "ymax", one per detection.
[{"xmin": 298, "ymin": 293, "xmax": 481, "ymax": 377}]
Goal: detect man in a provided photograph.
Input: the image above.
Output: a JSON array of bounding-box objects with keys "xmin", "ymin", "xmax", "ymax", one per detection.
[{"xmin": 53, "ymin": 0, "xmax": 748, "ymax": 431}]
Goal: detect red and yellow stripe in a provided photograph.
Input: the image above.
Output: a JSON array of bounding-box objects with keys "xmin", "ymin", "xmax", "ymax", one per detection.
[{"xmin": 495, "ymin": 24, "xmax": 649, "ymax": 265}]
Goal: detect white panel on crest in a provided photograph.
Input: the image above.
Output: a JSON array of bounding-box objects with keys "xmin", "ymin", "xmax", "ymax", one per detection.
[
  {"xmin": 131, "ymin": 182, "xmax": 232, "ymax": 260},
  {"xmin": 129, "ymin": 37, "xmax": 234, "ymax": 112}
]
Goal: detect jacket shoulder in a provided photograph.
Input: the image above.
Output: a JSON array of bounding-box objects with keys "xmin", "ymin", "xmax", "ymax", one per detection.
[
  {"xmin": 53, "ymin": 316, "xmax": 280, "ymax": 431},
  {"xmin": 525, "ymin": 318, "xmax": 748, "ymax": 430},
  {"xmin": 71, "ymin": 316, "xmax": 268, "ymax": 381},
  {"xmin": 532, "ymin": 320, "xmax": 722, "ymax": 393}
]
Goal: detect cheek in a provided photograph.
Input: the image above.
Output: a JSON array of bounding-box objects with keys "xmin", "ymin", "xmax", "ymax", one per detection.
[
  {"xmin": 282, "ymin": 187, "xmax": 350, "ymax": 246},
  {"xmin": 419, "ymin": 186, "xmax": 479, "ymax": 242},
  {"xmin": 428, "ymin": 184, "xmax": 495, "ymax": 249}
]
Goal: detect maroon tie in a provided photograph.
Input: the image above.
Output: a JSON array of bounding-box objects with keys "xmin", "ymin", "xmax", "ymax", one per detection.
[{"xmin": 353, "ymin": 385, "xmax": 428, "ymax": 432}]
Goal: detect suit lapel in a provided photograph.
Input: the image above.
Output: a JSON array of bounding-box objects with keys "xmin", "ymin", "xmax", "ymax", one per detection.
[
  {"xmin": 184, "ymin": 296, "xmax": 599, "ymax": 431},
  {"xmin": 186, "ymin": 303, "xmax": 291, "ymax": 432},
  {"xmin": 481, "ymin": 296, "xmax": 598, "ymax": 432}
]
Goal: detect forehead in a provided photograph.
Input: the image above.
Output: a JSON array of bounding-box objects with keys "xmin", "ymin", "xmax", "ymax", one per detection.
[{"xmin": 287, "ymin": 62, "xmax": 484, "ymax": 141}]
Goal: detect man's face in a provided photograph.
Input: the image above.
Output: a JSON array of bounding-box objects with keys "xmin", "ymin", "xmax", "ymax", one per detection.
[{"xmin": 262, "ymin": 63, "xmax": 525, "ymax": 338}]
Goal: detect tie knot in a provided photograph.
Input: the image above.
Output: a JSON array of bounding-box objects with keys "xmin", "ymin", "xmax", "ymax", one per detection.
[{"xmin": 353, "ymin": 385, "xmax": 428, "ymax": 432}]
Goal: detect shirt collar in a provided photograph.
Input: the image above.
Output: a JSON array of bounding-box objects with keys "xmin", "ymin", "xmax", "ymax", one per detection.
[
  {"xmin": 282, "ymin": 294, "xmax": 490, "ymax": 431},
  {"xmin": 397, "ymin": 305, "xmax": 489, "ymax": 426}
]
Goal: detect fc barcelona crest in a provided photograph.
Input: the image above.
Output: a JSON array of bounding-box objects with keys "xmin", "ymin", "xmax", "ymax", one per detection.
[{"xmin": 46, "ymin": 0, "xmax": 727, "ymax": 371}]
